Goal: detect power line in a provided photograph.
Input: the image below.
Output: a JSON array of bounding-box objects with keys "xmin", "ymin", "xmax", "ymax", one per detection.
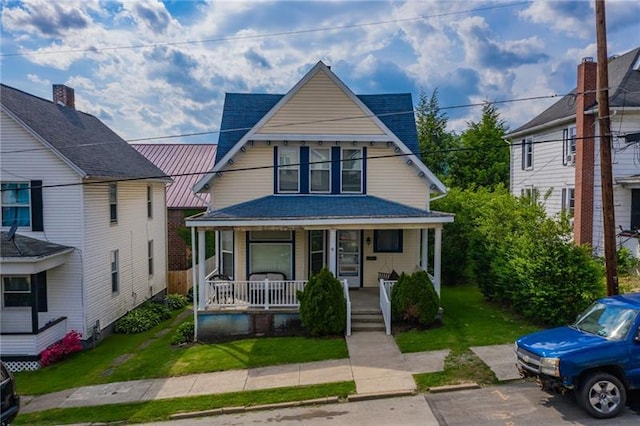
[
  {"xmin": 0, "ymin": 91, "xmax": 570, "ymax": 155},
  {"xmin": 0, "ymin": 134, "xmax": 599, "ymax": 192},
  {"xmin": 1, "ymin": 2, "xmax": 531, "ymax": 58}
]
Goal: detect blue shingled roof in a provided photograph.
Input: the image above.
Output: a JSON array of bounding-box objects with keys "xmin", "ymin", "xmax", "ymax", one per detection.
[
  {"xmin": 215, "ymin": 92, "xmax": 419, "ymax": 164},
  {"xmin": 195, "ymin": 195, "xmax": 452, "ymax": 221}
]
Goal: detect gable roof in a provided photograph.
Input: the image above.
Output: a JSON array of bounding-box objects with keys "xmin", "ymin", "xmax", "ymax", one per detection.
[
  {"xmin": 197, "ymin": 61, "xmax": 444, "ymax": 194},
  {"xmin": 509, "ymin": 47, "xmax": 640, "ymax": 136},
  {"xmin": 1, "ymin": 84, "xmax": 169, "ymax": 181},
  {"xmin": 133, "ymin": 143, "xmax": 216, "ymax": 208}
]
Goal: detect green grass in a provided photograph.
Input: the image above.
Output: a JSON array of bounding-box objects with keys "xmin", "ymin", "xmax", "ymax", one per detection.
[
  {"xmin": 395, "ymin": 284, "xmax": 540, "ymax": 353},
  {"xmin": 395, "ymin": 284, "xmax": 540, "ymax": 389},
  {"xmin": 15, "ymin": 381, "xmax": 355, "ymax": 425},
  {"xmin": 16, "ymin": 310, "xmax": 348, "ymax": 395}
]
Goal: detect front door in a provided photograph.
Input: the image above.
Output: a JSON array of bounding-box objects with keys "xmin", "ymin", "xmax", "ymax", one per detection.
[{"xmin": 337, "ymin": 230, "xmax": 361, "ymax": 288}]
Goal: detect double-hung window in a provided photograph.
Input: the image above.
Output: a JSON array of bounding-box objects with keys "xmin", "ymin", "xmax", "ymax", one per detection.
[
  {"xmin": 342, "ymin": 149, "xmax": 362, "ymax": 193},
  {"xmin": 220, "ymin": 230, "xmax": 234, "ymax": 278},
  {"xmin": 521, "ymin": 138, "xmax": 533, "ymax": 170},
  {"xmin": 111, "ymin": 250, "xmax": 119, "ymax": 293},
  {"xmin": 563, "ymin": 126, "xmax": 577, "ymax": 165},
  {"xmin": 278, "ymin": 147, "xmax": 299, "ymax": 192},
  {"xmin": 1, "ymin": 182, "xmax": 30, "ymax": 227},
  {"xmin": 2, "ymin": 276, "xmax": 31, "ymax": 307},
  {"xmin": 109, "ymin": 183, "xmax": 118, "ymax": 223},
  {"xmin": 148, "ymin": 240, "xmax": 154, "ymax": 276},
  {"xmin": 147, "ymin": 185, "xmax": 153, "ymax": 219},
  {"xmin": 310, "ymin": 148, "xmax": 330, "ymax": 192},
  {"xmin": 561, "ymin": 187, "xmax": 575, "ymax": 217},
  {"xmin": 309, "ymin": 230, "xmax": 326, "ymax": 276}
]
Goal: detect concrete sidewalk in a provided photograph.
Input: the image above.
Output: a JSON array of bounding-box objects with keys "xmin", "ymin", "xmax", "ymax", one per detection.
[{"xmin": 21, "ymin": 338, "xmax": 516, "ymax": 414}]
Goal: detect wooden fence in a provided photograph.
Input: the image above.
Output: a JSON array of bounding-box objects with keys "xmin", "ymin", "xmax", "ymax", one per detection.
[{"xmin": 167, "ymin": 257, "xmax": 216, "ymax": 295}]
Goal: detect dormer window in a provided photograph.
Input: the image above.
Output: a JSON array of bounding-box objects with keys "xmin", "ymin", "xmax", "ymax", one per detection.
[
  {"xmin": 278, "ymin": 147, "xmax": 299, "ymax": 192},
  {"xmin": 341, "ymin": 148, "xmax": 362, "ymax": 193}
]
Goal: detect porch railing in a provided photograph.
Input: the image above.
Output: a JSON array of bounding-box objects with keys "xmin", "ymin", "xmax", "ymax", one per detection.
[
  {"xmin": 342, "ymin": 279, "xmax": 351, "ymax": 336},
  {"xmin": 379, "ymin": 279, "xmax": 396, "ymax": 335},
  {"xmin": 205, "ymin": 276, "xmax": 307, "ymax": 310}
]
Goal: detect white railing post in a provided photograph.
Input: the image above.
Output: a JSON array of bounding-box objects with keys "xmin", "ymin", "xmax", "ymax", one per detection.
[
  {"xmin": 198, "ymin": 229, "xmax": 206, "ymax": 311},
  {"xmin": 343, "ymin": 279, "xmax": 351, "ymax": 336},
  {"xmin": 264, "ymin": 278, "xmax": 269, "ymax": 310},
  {"xmin": 379, "ymin": 278, "xmax": 392, "ymax": 335}
]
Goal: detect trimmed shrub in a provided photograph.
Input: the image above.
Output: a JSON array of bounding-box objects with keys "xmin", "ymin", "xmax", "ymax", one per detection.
[
  {"xmin": 114, "ymin": 301, "xmax": 170, "ymax": 334},
  {"xmin": 297, "ymin": 268, "xmax": 346, "ymax": 336},
  {"xmin": 391, "ymin": 270, "xmax": 440, "ymax": 327},
  {"xmin": 171, "ymin": 321, "xmax": 195, "ymax": 345},
  {"xmin": 166, "ymin": 294, "xmax": 189, "ymax": 310},
  {"xmin": 40, "ymin": 331, "xmax": 83, "ymax": 367}
]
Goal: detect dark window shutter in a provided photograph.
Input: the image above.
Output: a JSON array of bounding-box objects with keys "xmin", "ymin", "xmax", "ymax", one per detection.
[
  {"xmin": 521, "ymin": 140, "xmax": 525, "ymax": 170},
  {"xmin": 31, "ymin": 180, "xmax": 44, "ymax": 231},
  {"xmin": 331, "ymin": 147, "xmax": 340, "ymax": 194},
  {"xmin": 561, "ymin": 188, "xmax": 567, "ymax": 212},
  {"xmin": 362, "ymin": 147, "xmax": 367, "ymax": 194},
  {"xmin": 300, "ymin": 146, "xmax": 309, "ymax": 194},
  {"xmin": 37, "ymin": 271, "xmax": 47, "ymax": 312},
  {"xmin": 632, "ymin": 189, "xmax": 640, "ymax": 230},
  {"xmin": 273, "ymin": 146, "xmax": 278, "ymax": 194}
]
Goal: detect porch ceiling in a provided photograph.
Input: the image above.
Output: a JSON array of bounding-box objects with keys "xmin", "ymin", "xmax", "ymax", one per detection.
[{"xmin": 186, "ymin": 195, "xmax": 454, "ymax": 229}]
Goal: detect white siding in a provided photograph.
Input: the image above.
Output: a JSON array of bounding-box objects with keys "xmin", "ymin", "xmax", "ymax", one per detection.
[
  {"xmin": 1, "ymin": 111, "xmax": 84, "ymax": 338},
  {"xmin": 82, "ymin": 180, "xmax": 167, "ymax": 331}
]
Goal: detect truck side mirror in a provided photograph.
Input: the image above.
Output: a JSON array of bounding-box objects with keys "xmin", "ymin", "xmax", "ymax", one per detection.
[{"xmin": 635, "ymin": 328, "xmax": 640, "ymax": 343}]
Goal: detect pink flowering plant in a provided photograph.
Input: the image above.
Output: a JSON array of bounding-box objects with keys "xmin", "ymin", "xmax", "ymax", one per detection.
[{"xmin": 39, "ymin": 330, "xmax": 83, "ymax": 367}]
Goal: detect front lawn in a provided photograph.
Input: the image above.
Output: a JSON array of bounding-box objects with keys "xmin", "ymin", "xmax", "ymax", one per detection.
[
  {"xmin": 395, "ymin": 284, "xmax": 539, "ymax": 353},
  {"xmin": 16, "ymin": 310, "xmax": 348, "ymax": 395},
  {"xmin": 395, "ymin": 284, "xmax": 540, "ymax": 390}
]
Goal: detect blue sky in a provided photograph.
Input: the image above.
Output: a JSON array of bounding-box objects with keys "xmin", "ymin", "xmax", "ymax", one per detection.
[{"xmin": 1, "ymin": 0, "xmax": 639, "ymax": 144}]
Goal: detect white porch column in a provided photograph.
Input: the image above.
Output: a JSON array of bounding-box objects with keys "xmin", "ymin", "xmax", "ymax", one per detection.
[
  {"xmin": 215, "ymin": 230, "xmax": 220, "ymax": 272},
  {"xmin": 421, "ymin": 228, "xmax": 429, "ymax": 271},
  {"xmin": 198, "ymin": 229, "xmax": 206, "ymax": 311},
  {"xmin": 434, "ymin": 227, "xmax": 442, "ymax": 296},
  {"xmin": 191, "ymin": 227, "xmax": 198, "ymax": 340},
  {"xmin": 329, "ymin": 229, "xmax": 337, "ymax": 276}
]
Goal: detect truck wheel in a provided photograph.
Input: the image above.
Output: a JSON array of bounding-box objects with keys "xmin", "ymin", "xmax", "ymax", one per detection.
[{"xmin": 579, "ymin": 372, "xmax": 626, "ymax": 419}]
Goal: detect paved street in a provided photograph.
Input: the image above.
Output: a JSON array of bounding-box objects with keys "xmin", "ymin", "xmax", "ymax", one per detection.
[{"xmin": 142, "ymin": 382, "xmax": 640, "ymax": 425}]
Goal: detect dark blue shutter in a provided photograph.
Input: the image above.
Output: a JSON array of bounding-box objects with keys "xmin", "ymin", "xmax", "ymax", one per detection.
[
  {"xmin": 300, "ymin": 146, "xmax": 309, "ymax": 194},
  {"xmin": 521, "ymin": 140, "xmax": 525, "ymax": 170},
  {"xmin": 362, "ymin": 147, "xmax": 367, "ymax": 194},
  {"xmin": 331, "ymin": 147, "xmax": 340, "ymax": 194},
  {"xmin": 273, "ymin": 146, "xmax": 279, "ymax": 194},
  {"xmin": 31, "ymin": 180, "xmax": 43, "ymax": 231},
  {"xmin": 632, "ymin": 189, "xmax": 640, "ymax": 230}
]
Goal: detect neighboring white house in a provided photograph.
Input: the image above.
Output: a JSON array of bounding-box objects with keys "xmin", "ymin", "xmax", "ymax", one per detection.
[
  {"xmin": 0, "ymin": 84, "xmax": 170, "ymax": 370},
  {"xmin": 508, "ymin": 47, "xmax": 640, "ymax": 259}
]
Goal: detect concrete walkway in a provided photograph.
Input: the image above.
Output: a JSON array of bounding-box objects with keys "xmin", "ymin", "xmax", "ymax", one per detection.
[{"xmin": 20, "ymin": 339, "xmax": 516, "ymax": 414}]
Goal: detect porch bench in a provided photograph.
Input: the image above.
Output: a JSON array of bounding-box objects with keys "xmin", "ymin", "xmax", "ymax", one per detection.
[{"xmin": 248, "ymin": 272, "xmax": 287, "ymax": 305}]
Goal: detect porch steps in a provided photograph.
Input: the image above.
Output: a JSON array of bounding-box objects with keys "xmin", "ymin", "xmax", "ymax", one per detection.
[{"xmin": 351, "ymin": 311, "xmax": 386, "ymax": 332}]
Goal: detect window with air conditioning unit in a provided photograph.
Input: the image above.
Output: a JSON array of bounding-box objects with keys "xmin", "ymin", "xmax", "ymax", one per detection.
[{"xmin": 563, "ymin": 126, "xmax": 577, "ymax": 166}]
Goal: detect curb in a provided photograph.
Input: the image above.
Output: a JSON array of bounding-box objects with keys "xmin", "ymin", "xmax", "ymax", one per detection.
[
  {"xmin": 428, "ymin": 383, "xmax": 480, "ymax": 393},
  {"xmin": 169, "ymin": 390, "xmax": 418, "ymax": 421}
]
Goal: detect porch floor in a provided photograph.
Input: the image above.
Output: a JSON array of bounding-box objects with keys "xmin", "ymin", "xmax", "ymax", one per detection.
[{"xmin": 349, "ymin": 287, "xmax": 380, "ymax": 313}]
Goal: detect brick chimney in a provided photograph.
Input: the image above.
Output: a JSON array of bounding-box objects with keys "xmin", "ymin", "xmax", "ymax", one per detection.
[
  {"xmin": 573, "ymin": 57, "xmax": 597, "ymax": 247},
  {"xmin": 52, "ymin": 84, "xmax": 75, "ymax": 109}
]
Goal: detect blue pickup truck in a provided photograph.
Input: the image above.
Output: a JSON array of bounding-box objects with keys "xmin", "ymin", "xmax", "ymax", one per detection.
[{"xmin": 515, "ymin": 293, "xmax": 640, "ymax": 419}]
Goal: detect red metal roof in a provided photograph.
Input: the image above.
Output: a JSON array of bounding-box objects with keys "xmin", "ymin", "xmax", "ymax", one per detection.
[{"xmin": 132, "ymin": 144, "xmax": 216, "ymax": 209}]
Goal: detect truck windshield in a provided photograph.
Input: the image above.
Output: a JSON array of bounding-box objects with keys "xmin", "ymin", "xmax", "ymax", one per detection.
[{"xmin": 573, "ymin": 302, "xmax": 638, "ymax": 341}]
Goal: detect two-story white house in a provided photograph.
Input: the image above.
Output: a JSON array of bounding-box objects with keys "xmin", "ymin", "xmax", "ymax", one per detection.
[
  {"xmin": 1, "ymin": 84, "xmax": 170, "ymax": 370},
  {"xmin": 186, "ymin": 61, "xmax": 453, "ymax": 339},
  {"xmin": 508, "ymin": 47, "xmax": 640, "ymax": 260}
]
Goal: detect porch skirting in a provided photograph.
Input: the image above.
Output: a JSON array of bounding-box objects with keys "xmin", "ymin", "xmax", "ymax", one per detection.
[{"xmin": 197, "ymin": 309, "xmax": 303, "ymax": 342}]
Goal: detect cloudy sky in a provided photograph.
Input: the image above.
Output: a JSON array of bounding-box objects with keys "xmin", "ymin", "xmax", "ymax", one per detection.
[{"xmin": 1, "ymin": 0, "xmax": 639, "ymax": 144}]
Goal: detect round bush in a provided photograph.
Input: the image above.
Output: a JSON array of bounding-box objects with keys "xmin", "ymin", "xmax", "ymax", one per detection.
[
  {"xmin": 171, "ymin": 321, "xmax": 194, "ymax": 345},
  {"xmin": 391, "ymin": 270, "xmax": 440, "ymax": 327},
  {"xmin": 166, "ymin": 294, "xmax": 189, "ymax": 310},
  {"xmin": 114, "ymin": 302, "xmax": 170, "ymax": 334},
  {"xmin": 297, "ymin": 268, "xmax": 346, "ymax": 336}
]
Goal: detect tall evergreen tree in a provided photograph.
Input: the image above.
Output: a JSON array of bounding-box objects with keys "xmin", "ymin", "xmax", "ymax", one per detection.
[
  {"xmin": 449, "ymin": 102, "xmax": 509, "ymax": 190},
  {"xmin": 415, "ymin": 89, "xmax": 456, "ymax": 179}
]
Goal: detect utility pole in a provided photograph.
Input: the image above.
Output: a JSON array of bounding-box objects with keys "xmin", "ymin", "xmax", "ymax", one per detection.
[{"xmin": 595, "ymin": 0, "xmax": 618, "ymax": 296}]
